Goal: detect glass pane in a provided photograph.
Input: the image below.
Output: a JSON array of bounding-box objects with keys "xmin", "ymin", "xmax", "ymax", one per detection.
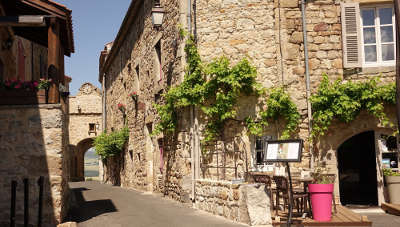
[
  {"xmin": 256, "ymin": 138, "xmax": 263, "ymax": 150},
  {"xmin": 363, "ymin": 27, "xmax": 376, "ymax": 44},
  {"xmin": 364, "ymin": 45, "xmax": 377, "ymax": 62},
  {"xmin": 382, "ymin": 44, "xmax": 395, "ymax": 61},
  {"xmin": 362, "ymin": 9, "xmax": 375, "ymax": 26},
  {"xmin": 379, "ymin": 8, "xmax": 393, "ymax": 25},
  {"xmin": 381, "ymin": 26, "xmax": 394, "ymax": 42}
]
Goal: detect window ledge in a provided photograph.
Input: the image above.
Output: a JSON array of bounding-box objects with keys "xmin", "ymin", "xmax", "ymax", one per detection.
[
  {"xmin": 361, "ymin": 65, "xmax": 395, "ymax": 74},
  {"xmin": 344, "ymin": 65, "xmax": 395, "ymax": 75}
]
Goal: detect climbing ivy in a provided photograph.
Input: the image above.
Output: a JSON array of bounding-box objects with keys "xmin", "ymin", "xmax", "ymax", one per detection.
[
  {"xmin": 153, "ymin": 31, "xmax": 300, "ymax": 143},
  {"xmin": 311, "ymin": 74, "xmax": 396, "ymax": 138},
  {"xmin": 245, "ymin": 87, "xmax": 301, "ymax": 139},
  {"xmin": 94, "ymin": 127, "xmax": 130, "ymax": 160}
]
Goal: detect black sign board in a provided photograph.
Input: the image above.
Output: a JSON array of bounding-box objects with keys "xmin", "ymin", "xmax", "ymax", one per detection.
[{"xmin": 264, "ymin": 139, "xmax": 303, "ymax": 162}]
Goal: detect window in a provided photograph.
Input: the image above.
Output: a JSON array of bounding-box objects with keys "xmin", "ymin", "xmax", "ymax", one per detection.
[
  {"xmin": 89, "ymin": 123, "xmax": 96, "ymax": 135},
  {"xmin": 135, "ymin": 64, "xmax": 140, "ymax": 79},
  {"xmin": 254, "ymin": 136, "xmax": 274, "ymax": 165},
  {"xmin": 341, "ymin": 3, "xmax": 396, "ymax": 68},
  {"xmin": 155, "ymin": 40, "xmax": 162, "ymax": 81},
  {"xmin": 360, "ymin": 6, "xmax": 395, "ymax": 66}
]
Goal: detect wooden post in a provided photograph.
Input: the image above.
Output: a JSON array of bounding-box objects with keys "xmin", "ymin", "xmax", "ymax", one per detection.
[{"xmin": 47, "ymin": 17, "xmax": 60, "ymax": 104}]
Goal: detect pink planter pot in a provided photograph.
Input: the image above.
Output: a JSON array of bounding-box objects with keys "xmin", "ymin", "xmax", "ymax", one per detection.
[{"xmin": 308, "ymin": 183, "xmax": 334, "ymax": 221}]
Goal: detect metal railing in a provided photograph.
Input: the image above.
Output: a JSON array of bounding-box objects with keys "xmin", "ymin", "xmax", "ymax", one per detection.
[{"xmin": 9, "ymin": 176, "xmax": 44, "ymax": 227}]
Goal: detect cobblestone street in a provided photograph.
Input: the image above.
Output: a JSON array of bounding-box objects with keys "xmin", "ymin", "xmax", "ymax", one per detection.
[{"xmin": 66, "ymin": 181, "xmax": 247, "ymax": 227}]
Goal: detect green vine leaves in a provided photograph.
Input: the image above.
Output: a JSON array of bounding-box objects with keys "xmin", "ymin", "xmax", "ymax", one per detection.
[
  {"xmin": 94, "ymin": 127, "xmax": 130, "ymax": 160},
  {"xmin": 311, "ymin": 74, "xmax": 396, "ymax": 139},
  {"xmin": 245, "ymin": 87, "xmax": 301, "ymax": 139},
  {"xmin": 153, "ymin": 31, "xmax": 300, "ymax": 143},
  {"xmin": 153, "ymin": 31, "xmax": 396, "ymax": 145}
]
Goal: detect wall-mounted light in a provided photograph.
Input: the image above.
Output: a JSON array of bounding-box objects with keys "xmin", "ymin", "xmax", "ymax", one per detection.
[{"xmin": 151, "ymin": 3, "xmax": 165, "ymax": 27}]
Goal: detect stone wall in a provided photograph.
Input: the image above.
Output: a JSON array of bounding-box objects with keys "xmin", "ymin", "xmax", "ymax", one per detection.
[
  {"xmin": 195, "ymin": 0, "xmax": 396, "ymax": 175},
  {"xmin": 69, "ymin": 83, "xmax": 102, "ymax": 145},
  {"xmin": 102, "ymin": 0, "xmax": 191, "ymax": 200},
  {"xmin": 195, "ymin": 179, "xmax": 272, "ymax": 226},
  {"xmin": 0, "ymin": 104, "xmax": 68, "ymax": 226}
]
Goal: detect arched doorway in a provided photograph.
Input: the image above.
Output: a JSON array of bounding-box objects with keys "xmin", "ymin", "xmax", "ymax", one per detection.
[
  {"xmin": 337, "ymin": 131, "xmax": 378, "ymax": 206},
  {"xmin": 72, "ymin": 138, "xmax": 97, "ymax": 181},
  {"xmin": 84, "ymin": 147, "xmax": 99, "ymax": 179}
]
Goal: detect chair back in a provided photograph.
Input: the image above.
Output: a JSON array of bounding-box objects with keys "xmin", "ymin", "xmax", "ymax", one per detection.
[
  {"xmin": 273, "ymin": 176, "xmax": 289, "ymax": 193},
  {"xmin": 252, "ymin": 174, "xmax": 272, "ymax": 186}
]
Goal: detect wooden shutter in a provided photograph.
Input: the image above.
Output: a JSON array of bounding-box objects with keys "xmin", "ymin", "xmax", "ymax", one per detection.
[{"xmin": 341, "ymin": 3, "xmax": 362, "ymax": 68}]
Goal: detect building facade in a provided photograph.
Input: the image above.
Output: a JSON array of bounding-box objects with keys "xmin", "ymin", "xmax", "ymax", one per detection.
[
  {"xmin": 0, "ymin": 1, "xmax": 74, "ymax": 226},
  {"xmin": 68, "ymin": 83, "xmax": 103, "ymax": 181},
  {"xmin": 99, "ymin": 0, "xmax": 399, "ymax": 224}
]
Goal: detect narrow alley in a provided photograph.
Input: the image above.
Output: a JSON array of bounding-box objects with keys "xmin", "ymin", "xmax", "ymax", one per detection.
[{"xmin": 66, "ymin": 181, "xmax": 246, "ymax": 227}]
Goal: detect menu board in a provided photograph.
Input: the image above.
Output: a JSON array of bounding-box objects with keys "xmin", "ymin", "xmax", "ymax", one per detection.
[{"xmin": 264, "ymin": 139, "xmax": 303, "ymax": 162}]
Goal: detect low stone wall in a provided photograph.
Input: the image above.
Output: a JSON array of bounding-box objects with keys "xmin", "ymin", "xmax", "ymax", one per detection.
[
  {"xmin": 194, "ymin": 179, "xmax": 272, "ymax": 226},
  {"xmin": 0, "ymin": 104, "xmax": 68, "ymax": 227}
]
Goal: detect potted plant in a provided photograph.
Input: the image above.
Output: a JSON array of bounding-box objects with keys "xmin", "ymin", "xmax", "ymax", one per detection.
[
  {"xmin": 309, "ymin": 166, "xmax": 335, "ymax": 221},
  {"xmin": 383, "ymin": 168, "xmax": 400, "ymax": 204},
  {"xmin": 129, "ymin": 91, "xmax": 138, "ymax": 101},
  {"xmin": 117, "ymin": 103, "xmax": 126, "ymax": 113},
  {"xmin": 0, "ymin": 79, "xmax": 50, "ymax": 104}
]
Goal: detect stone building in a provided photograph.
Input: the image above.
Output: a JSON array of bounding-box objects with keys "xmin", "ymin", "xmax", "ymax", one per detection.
[
  {"xmin": 0, "ymin": 1, "xmax": 74, "ymax": 226},
  {"xmin": 68, "ymin": 83, "xmax": 103, "ymax": 181},
  {"xmin": 99, "ymin": 0, "xmax": 399, "ymax": 225}
]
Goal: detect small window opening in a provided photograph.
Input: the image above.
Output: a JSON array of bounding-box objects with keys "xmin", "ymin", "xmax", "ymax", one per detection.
[
  {"xmin": 146, "ymin": 123, "xmax": 153, "ymax": 135},
  {"xmin": 129, "ymin": 150, "xmax": 133, "ymax": 160},
  {"xmin": 128, "ymin": 63, "xmax": 132, "ymax": 75},
  {"xmin": 155, "ymin": 40, "xmax": 162, "ymax": 80},
  {"xmin": 135, "ymin": 65, "xmax": 140, "ymax": 79}
]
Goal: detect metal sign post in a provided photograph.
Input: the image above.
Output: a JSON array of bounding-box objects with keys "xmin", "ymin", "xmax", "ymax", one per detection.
[{"xmin": 264, "ymin": 139, "xmax": 304, "ymax": 227}]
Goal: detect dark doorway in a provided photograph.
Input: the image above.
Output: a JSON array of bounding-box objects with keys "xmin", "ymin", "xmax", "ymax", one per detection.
[{"xmin": 337, "ymin": 131, "xmax": 378, "ymax": 206}]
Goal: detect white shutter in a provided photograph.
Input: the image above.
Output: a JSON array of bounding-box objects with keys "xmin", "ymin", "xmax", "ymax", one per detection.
[{"xmin": 341, "ymin": 3, "xmax": 362, "ymax": 68}]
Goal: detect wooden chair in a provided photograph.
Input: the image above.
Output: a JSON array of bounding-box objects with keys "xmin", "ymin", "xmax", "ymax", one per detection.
[{"xmin": 273, "ymin": 176, "xmax": 310, "ymax": 216}]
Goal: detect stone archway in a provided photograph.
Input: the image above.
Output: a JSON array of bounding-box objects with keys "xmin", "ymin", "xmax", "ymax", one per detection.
[
  {"xmin": 316, "ymin": 109, "xmax": 397, "ymax": 205},
  {"xmin": 71, "ymin": 138, "xmax": 95, "ymax": 181}
]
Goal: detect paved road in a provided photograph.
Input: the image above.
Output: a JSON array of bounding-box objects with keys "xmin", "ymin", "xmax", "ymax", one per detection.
[
  {"xmin": 367, "ymin": 213, "xmax": 400, "ymax": 227},
  {"xmin": 351, "ymin": 208, "xmax": 400, "ymax": 227},
  {"xmin": 66, "ymin": 181, "xmax": 246, "ymax": 227}
]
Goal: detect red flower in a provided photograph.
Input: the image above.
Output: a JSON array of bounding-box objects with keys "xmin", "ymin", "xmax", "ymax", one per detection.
[{"xmin": 118, "ymin": 103, "xmax": 126, "ymax": 112}]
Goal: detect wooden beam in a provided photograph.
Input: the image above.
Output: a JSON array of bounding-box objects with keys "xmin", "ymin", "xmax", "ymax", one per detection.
[
  {"xmin": 20, "ymin": 0, "xmax": 67, "ymax": 19},
  {"xmin": 0, "ymin": 16, "xmax": 46, "ymax": 27},
  {"xmin": 381, "ymin": 202, "xmax": 400, "ymax": 216},
  {"xmin": 47, "ymin": 17, "xmax": 60, "ymax": 104}
]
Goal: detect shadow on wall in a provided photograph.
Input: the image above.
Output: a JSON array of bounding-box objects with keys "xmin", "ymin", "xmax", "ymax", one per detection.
[
  {"xmin": 65, "ymin": 187, "xmax": 117, "ymax": 223},
  {"xmin": 0, "ymin": 104, "xmax": 67, "ymax": 226}
]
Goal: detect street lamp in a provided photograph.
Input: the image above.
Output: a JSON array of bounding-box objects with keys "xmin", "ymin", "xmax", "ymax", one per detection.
[{"xmin": 151, "ymin": 3, "xmax": 165, "ymax": 27}]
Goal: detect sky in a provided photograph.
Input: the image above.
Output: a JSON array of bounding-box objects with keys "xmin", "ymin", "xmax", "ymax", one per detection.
[{"xmin": 57, "ymin": 0, "xmax": 131, "ymax": 95}]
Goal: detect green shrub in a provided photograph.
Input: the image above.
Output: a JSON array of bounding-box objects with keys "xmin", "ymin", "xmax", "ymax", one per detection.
[
  {"xmin": 383, "ymin": 168, "xmax": 400, "ymax": 176},
  {"xmin": 94, "ymin": 127, "xmax": 129, "ymax": 160}
]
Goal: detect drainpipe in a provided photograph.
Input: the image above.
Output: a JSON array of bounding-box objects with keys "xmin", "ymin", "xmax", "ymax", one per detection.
[
  {"xmin": 187, "ymin": 0, "xmax": 196, "ymax": 203},
  {"xmin": 101, "ymin": 73, "xmax": 107, "ymax": 182},
  {"xmin": 102, "ymin": 73, "xmax": 107, "ymax": 132},
  {"xmin": 301, "ymin": 0, "xmax": 314, "ymax": 169}
]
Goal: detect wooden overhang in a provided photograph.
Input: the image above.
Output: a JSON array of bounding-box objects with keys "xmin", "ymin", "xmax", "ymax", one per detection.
[{"xmin": 1, "ymin": 0, "xmax": 74, "ymax": 56}]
